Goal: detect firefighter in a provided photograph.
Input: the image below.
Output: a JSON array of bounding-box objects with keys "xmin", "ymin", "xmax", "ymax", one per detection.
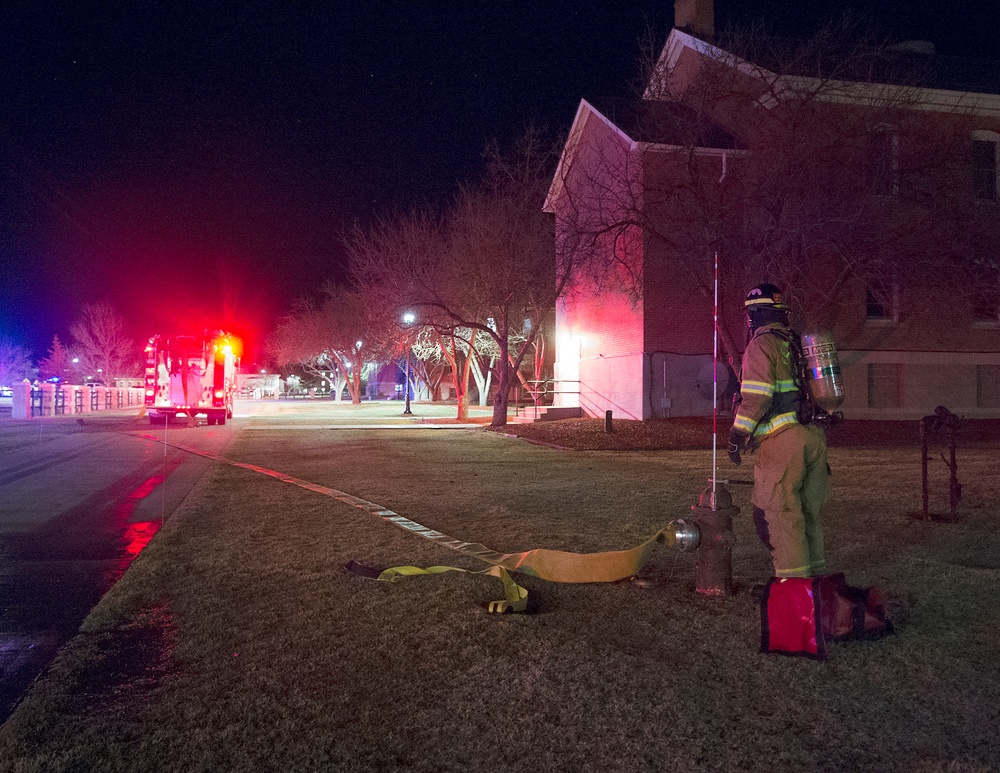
[{"xmin": 728, "ymin": 283, "xmax": 829, "ymax": 578}]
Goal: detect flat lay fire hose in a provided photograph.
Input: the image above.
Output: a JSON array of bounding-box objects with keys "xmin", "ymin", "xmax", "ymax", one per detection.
[
  {"xmin": 140, "ymin": 435, "xmax": 679, "ymax": 613},
  {"xmin": 346, "ymin": 527, "xmax": 678, "ymax": 613}
]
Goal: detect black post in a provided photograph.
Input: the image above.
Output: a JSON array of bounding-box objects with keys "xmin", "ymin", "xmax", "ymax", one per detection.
[
  {"xmin": 402, "ymin": 347, "xmax": 412, "ymax": 415},
  {"xmin": 948, "ymin": 423, "xmax": 959, "ymax": 518},
  {"xmin": 920, "ymin": 418, "xmax": 930, "ymax": 520}
]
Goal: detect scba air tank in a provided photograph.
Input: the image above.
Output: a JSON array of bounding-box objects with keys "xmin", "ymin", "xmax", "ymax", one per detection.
[{"xmin": 800, "ymin": 331, "xmax": 844, "ymax": 414}]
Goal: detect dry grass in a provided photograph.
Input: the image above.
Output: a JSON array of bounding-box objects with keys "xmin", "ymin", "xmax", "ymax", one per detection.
[{"xmin": 1, "ymin": 422, "xmax": 998, "ymax": 772}]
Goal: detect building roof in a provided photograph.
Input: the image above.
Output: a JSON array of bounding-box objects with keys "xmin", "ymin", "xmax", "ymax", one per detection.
[
  {"xmin": 734, "ymin": 36, "xmax": 1000, "ymax": 96},
  {"xmin": 585, "ymin": 96, "xmax": 738, "ymax": 150},
  {"xmin": 649, "ymin": 28, "xmax": 1000, "ymax": 120}
]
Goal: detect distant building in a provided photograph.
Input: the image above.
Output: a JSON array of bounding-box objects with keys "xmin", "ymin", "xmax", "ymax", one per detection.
[{"xmin": 237, "ymin": 373, "xmax": 280, "ymax": 399}]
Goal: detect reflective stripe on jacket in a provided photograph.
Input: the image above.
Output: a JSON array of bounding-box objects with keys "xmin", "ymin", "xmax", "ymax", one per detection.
[{"xmin": 734, "ymin": 323, "xmax": 800, "ymax": 444}]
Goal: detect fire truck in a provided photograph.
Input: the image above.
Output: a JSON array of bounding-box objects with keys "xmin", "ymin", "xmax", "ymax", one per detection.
[{"xmin": 143, "ymin": 331, "xmax": 239, "ymax": 425}]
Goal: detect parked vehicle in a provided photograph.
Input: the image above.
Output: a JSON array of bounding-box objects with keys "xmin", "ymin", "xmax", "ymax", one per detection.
[{"xmin": 143, "ymin": 331, "xmax": 239, "ymax": 425}]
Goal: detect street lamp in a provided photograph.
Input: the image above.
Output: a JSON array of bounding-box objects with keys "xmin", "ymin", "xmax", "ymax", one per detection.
[{"xmin": 402, "ymin": 312, "xmax": 415, "ymax": 415}]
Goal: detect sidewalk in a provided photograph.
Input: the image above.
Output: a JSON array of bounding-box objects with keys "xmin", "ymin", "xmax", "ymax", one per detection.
[{"xmin": 234, "ymin": 398, "xmax": 504, "ymax": 425}]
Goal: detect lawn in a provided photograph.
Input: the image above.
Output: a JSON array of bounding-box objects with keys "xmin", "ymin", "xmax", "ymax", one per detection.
[{"xmin": 1, "ymin": 421, "xmax": 997, "ymax": 772}]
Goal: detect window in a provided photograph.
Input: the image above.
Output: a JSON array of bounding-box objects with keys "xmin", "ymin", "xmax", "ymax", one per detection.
[
  {"xmin": 868, "ymin": 363, "xmax": 903, "ymax": 409},
  {"xmin": 866, "ymin": 277, "xmax": 899, "ymax": 322},
  {"xmin": 867, "ymin": 127, "xmax": 899, "ymax": 196},
  {"xmin": 973, "ymin": 285, "xmax": 1000, "ymax": 325},
  {"xmin": 977, "ymin": 365, "xmax": 1000, "ymax": 409},
  {"xmin": 972, "ymin": 131, "xmax": 999, "ymax": 202}
]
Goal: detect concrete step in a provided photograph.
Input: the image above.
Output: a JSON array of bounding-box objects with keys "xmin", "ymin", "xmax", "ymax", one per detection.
[
  {"xmin": 534, "ymin": 406, "xmax": 583, "ymax": 422},
  {"xmin": 508, "ymin": 405, "xmax": 583, "ymax": 423}
]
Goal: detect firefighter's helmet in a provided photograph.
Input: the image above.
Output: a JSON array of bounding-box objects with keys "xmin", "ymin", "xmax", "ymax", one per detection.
[{"xmin": 744, "ymin": 283, "xmax": 790, "ymax": 311}]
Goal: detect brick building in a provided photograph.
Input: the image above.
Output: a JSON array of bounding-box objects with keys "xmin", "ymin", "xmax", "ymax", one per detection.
[{"xmin": 545, "ymin": 2, "xmax": 1000, "ymax": 420}]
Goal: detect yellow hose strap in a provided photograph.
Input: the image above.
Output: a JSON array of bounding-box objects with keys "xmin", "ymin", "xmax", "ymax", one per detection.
[
  {"xmin": 364, "ymin": 564, "xmax": 530, "ymax": 613},
  {"xmin": 139, "ymin": 436, "xmax": 675, "ymax": 613}
]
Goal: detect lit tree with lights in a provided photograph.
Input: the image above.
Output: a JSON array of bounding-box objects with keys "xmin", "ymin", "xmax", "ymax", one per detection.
[{"xmin": 407, "ymin": 324, "xmax": 490, "ymax": 419}]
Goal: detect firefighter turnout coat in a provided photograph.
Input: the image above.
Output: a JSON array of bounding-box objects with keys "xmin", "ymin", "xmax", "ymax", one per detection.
[{"xmin": 734, "ymin": 322, "xmax": 829, "ymax": 578}]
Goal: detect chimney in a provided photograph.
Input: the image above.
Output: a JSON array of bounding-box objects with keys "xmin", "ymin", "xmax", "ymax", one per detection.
[{"xmin": 674, "ymin": 0, "xmax": 714, "ymax": 41}]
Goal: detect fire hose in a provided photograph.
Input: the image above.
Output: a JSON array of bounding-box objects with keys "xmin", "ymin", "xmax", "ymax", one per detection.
[
  {"xmin": 346, "ymin": 526, "xmax": 679, "ymax": 613},
  {"xmin": 347, "ymin": 483, "xmax": 743, "ymax": 611},
  {"xmin": 140, "ymin": 435, "xmax": 745, "ymax": 612}
]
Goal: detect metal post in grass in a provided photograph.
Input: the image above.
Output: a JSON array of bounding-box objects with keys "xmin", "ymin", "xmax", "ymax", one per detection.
[
  {"xmin": 919, "ymin": 406, "xmax": 962, "ymax": 522},
  {"xmin": 604, "ymin": 410, "xmax": 613, "ymax": 433}
]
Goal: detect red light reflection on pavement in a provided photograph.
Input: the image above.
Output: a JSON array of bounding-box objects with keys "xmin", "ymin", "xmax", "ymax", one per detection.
[
  {"xmin": 122, "ymin": 521, "xmax": 161, "ymax": 559},
  {"xmin": 111, "ymin": 457, "xmax": 183, "ymax": 572}
]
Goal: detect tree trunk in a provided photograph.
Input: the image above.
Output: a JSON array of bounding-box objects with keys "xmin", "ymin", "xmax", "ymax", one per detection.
[
  {"xmin": 469, "ymin": 351, "xmax": 497, "ymax": 407},
  {"xmin": 533, "ymin": 336, "xmax": 546, "ymax": 385},
  {"xmin": 351, "ymin": 370, "xmax": 362, "ymax": 404},
  {"xmin": 456, "ymin": 373, "xmax": 469, "ymax": 421},
  {"xmin": 429, "ymin": 363, "xmax": 446, "ymax": 401},
  {"xmin": 481, "ymin": 360, "xmax": 494, "ymax": 406},
  {"xmin": 491, "ymin": 335, "xmax": 510, "ymax": 427},
  {"xmin": 456, "ymin": 343, "xmax": 480, "ymax": 421}
]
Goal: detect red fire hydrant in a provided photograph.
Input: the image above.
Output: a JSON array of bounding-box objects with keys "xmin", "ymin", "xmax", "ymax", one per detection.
[{"xmin": 672, "ymin": 484, "xmax": 738, "ymax": 596}]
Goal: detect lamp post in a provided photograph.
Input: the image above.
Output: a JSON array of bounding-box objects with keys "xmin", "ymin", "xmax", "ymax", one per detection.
[{"xmin": 402, "ymin": 312, "xmax": 415, "ymax": 415}]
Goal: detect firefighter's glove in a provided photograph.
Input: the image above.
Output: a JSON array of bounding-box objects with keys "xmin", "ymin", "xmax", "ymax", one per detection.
[{"xmin": 728, "ymin": 430, "xmax": 746, "ymax": 466}]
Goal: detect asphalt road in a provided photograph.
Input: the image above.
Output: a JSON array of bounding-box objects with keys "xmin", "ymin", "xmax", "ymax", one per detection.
[{"xmin": 0, "ymin": 411, "xmax": 236, "ymax": 722}]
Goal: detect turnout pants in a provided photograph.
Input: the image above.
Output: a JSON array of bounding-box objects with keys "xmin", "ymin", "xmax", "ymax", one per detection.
[{"xmin": 751, "ymin": 423, "xmax": 829, "ymax": 578}]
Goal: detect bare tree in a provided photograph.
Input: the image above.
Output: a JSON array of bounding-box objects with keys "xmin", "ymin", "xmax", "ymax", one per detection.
[
  {"xmin": 267, "ymin": 284, "xmax": 386, "ymax": 404},
  {"xmin": 351, "ymin": 129, "xmax": 574, "ymax": 426},
  {"xmin": 350, "ymin": 213, "xmax": 478, "ymax": 419},
  {"xmin": 0, "ymin": 337, "xmax": 33, "ymax": 386},
  {"xmin": 69, "ymin": 302, "xmax": 139, "ymax": 384},
  {"xmin": 467, "ymin": 329, "xmax": 500, "ymax": 408}
]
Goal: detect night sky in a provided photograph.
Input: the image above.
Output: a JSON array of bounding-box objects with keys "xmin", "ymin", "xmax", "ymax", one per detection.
[{"xmin": 2, "ymin": 1, "xmax": 998, "ymax": 362}]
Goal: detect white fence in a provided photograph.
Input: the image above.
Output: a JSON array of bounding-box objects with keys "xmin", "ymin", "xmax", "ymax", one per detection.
[{"xmin": 9, "ymin": 380, "xmax": 145, "ymax": 419}]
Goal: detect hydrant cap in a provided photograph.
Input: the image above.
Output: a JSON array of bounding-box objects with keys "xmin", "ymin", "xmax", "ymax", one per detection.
[{"xmin": 698, "ymin": 485, "xmax": 733, "ymax": 511}]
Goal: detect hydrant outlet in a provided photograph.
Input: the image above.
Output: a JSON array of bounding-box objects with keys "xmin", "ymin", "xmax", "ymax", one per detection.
[{"xmin": 670, "ymin": 518, "xmax": 701, "ymax": 553}]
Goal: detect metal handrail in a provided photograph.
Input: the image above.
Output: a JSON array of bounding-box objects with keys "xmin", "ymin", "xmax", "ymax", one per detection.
[{"xmin": 517, "ymin": 379, "xmax": 581, "ymax": 419}]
